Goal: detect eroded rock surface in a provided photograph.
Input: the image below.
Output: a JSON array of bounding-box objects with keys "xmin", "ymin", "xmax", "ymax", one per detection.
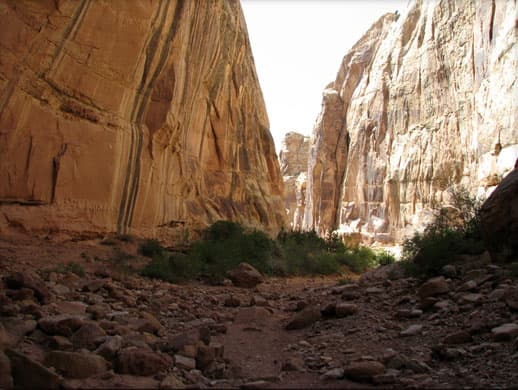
[
  {"xmin": 303, "ymin": 0, "xmax": 518, "ymax": 242},
  {"xmin": 279, "ymin": 132, "xmax": 310, "ymax": 229},
  {"xmin": 0, "ymin": 0, "xmax": 286, "ymax": 242}
]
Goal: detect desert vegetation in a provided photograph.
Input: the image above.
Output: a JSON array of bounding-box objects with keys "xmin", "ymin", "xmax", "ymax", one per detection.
[{"xmin": 140, "ymin": 221, "xmax": 395, "ymax": 284}]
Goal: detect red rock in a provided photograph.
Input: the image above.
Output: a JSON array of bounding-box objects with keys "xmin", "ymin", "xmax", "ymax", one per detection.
[
  {"xmin": 116, "ymin": 349, "xmax": 171, "ymax": 376},
  {"xmin": 0, "ymin": 350, "xmax": 13, "ymax": 389},
  {"xmin": 344, "ymin": 360, "xmax": 385, "ymax": 382},
  {"xmin": 38, "ymin": 315, "xmax": 85, "ymax": 337},
  {"xmin": 44, "ymin": 351, "xmax": 109, "ymax": 379},
  {"xmin": 285, "ymin": 306, "xmax": 321, "ymax": 330},
  {"xmin": 6, "ymin": 348, "xmax": 62, "ymax": 389},
  {"xmin": 3, "ymin": 272, "xmax": 51, "ymax": 304},
  {"xmin": 418, "ymin": 277, "xmax": 450, "ymax": 300},
  {"xmin": 71, "ymin": 322, "xmax": 107, "ymax": 350},
  {"xmin": 227, "ymin": 263, "xmax": 264, "ymax": 288}
]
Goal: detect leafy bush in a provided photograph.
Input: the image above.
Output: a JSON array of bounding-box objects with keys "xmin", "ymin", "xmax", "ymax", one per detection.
[
  {"xmin": 139, "ymin": 239, "xmax": 164, "ymax": 258},
  {"xmin": 277, "ymin": 230, "xmax": 341, "ymax": 276},
  {"xmin": 402, "ymin": 186, "xmax": 485, "ymax": 276},
  {"xmin": 376, "ymin": 250, "xmax": 397, "ymax": 266},
  {"xmin": 139, "ymin": 222, "xmax": 384, "ymax": 284},
  {"xmin": 188, "ymin": 221, "xmax": 276, "ymax": 283},
  {"xmin": 53, "ymin": 262, "xmax": 85, "ymax": 277},
  {"xmin": 336, "ymin": 246, "xmax": 379, "ymax": 273}
]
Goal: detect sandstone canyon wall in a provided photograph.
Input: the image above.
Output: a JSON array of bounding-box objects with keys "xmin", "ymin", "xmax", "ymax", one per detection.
[
  {"xmin": 303, "ymin": 0, "xmax": 517, "ymax": 243},
  {"xmin": 279, "ymin": 132, "xmax": 310, "ymax": 229},
  {"xmin": 0, "ymin": 0, "xmax": 286, "ymax": 242}
]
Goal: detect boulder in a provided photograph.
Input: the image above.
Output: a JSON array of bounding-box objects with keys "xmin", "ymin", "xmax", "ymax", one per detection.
[
  {"xmin": 480, "ymin": 168, "xmax": 518, "ymax": 262},
  {"xmin": 491, "ymin": 323, "xmax": 518, "ymax": 341},
  {"xmin": 6, "ymin": 349, "xmax": 62, "ymax": 389},
  {"xmin": 44, "ymin": 351, "xmax": 109, "ymax": 379},
  {"xmin": 227, "ymin": 263, "xmax": 263, "ymax": 288},
  {"xmin": 3, "ymin": 272, "xmax": 51, "ymax": 304},
  {"xmin": 417, "ymin": 277, "xmax": 450, "ymax": 299},
  {"xmin": 335, "ymin": 303, "xmax": 359, "ymax": 317},
  {"xmin": 38, "ymin": 315, "xmax": 85, "ymax": 337},
  {"xmin": 116, "ymin": 348, "xmax": 171, "ymax": 376},
  {"xmin": 71, "ymin": 322, "xmax": 107, "ymax": 350},
  {"xmin": 0, "ymin": 350, "xmax": 13, "ymax": 389},
  {"xmin": 285, "ymin": 306, "xmax": 321, "ymax": 330},
  {"xmin": 344, "ymin": 360, "xmax": 385, "ymax": 382}
]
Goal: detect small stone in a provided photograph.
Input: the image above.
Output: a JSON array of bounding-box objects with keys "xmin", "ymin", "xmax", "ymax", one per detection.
[
  {"xmin": 54, "ymin": 301, "xmax": 88, "ymax": 315},
  {"xmin": 94, "ymin": 335, "xmax": 123, "ymax": 361},
  {"xmin": 6, "ymin": 348, "xmax": 62, "ymax": 389},
  {"xmin": 373, "ymin": 371, "xmax": 398, "ymax": 385},
  {"xmin": 285, "ymin": 306, "xmax": 321, "ymax": 330},
  {"xmin": 418, "ymin": 276, "xmax": 449, "ymax": 299},
  {"xmin": 3, "ymin": 272, "xmax": 51, "ymax": 305},
  {"xmin": 434, "ymin": 300, "xmax": 450, "ymax": 310},
  {"xmin": 335, "ymin": 303, "xmax": 358, "ymax": 317},
  {"xmin": 251, "ymin": 295, "xmax": 268, "ymax": 307},
  {"xmin": 459, "ymin": 293, "xmax": 484, "ymax": 304},
  {"xmin": 44, "ymin": 351, "xmax": 108, "ymax": 379},
  {"xmin": 344, "ymin": 360, "xmax": 385, "ymax": 382},
  {"xmin": 0, "ymin": 350, "xmax": 13, "ymax": 389},
  {"xmin": 282, "ymin": 356, "xmax": 306, "ymax": 372},
  {"xmin": 330, "ymin": 284, "xmax": 359, "ymax": 294},
  {"xmin": 1, "ymin": 318, "xmax": 37, "ymax": 346},
  {"xmin": 320, "ymin": 367, "xmax": 344, "ymax": 380},
  {"xmin": 491, "ymin": 323, "xmax": 518, "ymax": 341},
  {"xmin": 443, "ymin": 331, "xmax": 472, "ymax": 345},
  {"xmin": 366, "ymin": 287, "xmax": 384, "ymax": 294},
  {"xmin": 174, "ymin": 354, "xmax": 196, "ymax": 370},
  {"xmin": 441, "ymin": 264, "xmax": 457, "ymax": 278},
  {"xmin": 52, "ymin": 284, "xmax": 70, "ymax": 296},
  {"xmin": 71, "ymin": 322, "xmax": 107, "ymax": 350},
  {"xmin": 160, "ymin": 373, "xmax": 186, "ymax": 389},
  {"xmin": 38, "ymin": 315, "xmax": 85, "ymax": 337},
  {"xmin": 140, "ymin": 311, "xmax": 164, "ymax": 335},
  {"xmin": 49, "ymin": 335, "xmax": 74, "ymax": 351},
  {"xmin": 224, "ymin": 295, "xmax": 241, "ymax": 307},
  {"xmin": 241, "ymin": 380, "xmax": 271, "ymax": 389},
  {"xmin": 458, "ymin": 280, "xmax": 478, "ymax": 292},
  {"xmin": 196, "ymin": 343, "xmax": 216, "ymax": 369},
  {"xmin": 431, "ymin": 345, "xmax": 465, "ymax": 361},
  {"xmin": 116, "ymin": 348, "xmax": 171, "ymax": 376},
  {"xmin": 400, "ymin": 324, "xmax": 423, "ymax": 337}
]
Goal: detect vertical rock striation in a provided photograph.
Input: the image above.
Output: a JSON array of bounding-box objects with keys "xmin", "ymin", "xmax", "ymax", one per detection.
[
  {"xmin": 279, "ymin": 132, "xmax": 310, "ymax": 229},
  {"xmin": 304, "ymin": 0, "xmax": 517, "ymax": 243},
  {"xmin": 0, "ymin": 0, "xmax": 286, "ymax": 241}
]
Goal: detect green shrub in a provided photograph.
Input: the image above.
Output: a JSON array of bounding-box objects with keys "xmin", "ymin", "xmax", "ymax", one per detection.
[
  {"xmin": 139, "ymin": 239, "xmax": 164, "ymax": 258},
  {"xmin": 53, "ymin": 262, "xmax": 85, "ymax": 277},
  {"xmin": 336, "ymin": 246, "xmax": 379, "ymax": 273},
  {"xmin": 402, "ymin": 186, "xmax": 485, "ymax": 277},
  {"xmin": 376, "ymin": 250, "xmax": 396, "ymax": 266}
]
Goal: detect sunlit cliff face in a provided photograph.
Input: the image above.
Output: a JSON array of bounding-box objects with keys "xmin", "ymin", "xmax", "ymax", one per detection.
[
  {"xmin": 300, "ymin": 0, "xmax": 517, "ymax": 244},
  {"xmin": 0, "ymin": 0, "xmax": 286, "ymax": 242}
]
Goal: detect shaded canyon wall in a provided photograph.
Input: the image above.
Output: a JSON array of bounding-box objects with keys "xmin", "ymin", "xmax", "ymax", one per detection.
[
  {"xmin": 0, "ymin": 0, "xmax": 286, "ymax": 242},
  {"xmin": 303, "ymin": 0, "xmax": 517, "ymax": 243}
]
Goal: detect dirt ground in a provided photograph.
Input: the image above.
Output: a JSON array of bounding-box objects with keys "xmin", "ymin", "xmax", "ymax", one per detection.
[{"xmin": 1, "ymin": 234, "xmax": 517, "ymax": 388}]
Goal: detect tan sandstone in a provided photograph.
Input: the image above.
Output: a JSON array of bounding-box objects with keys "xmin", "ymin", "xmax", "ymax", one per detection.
[
  {"xmin": 303, "ymin": 0, "xmax": 517, "ymax": 243},
  {"xmin": 0, "ymin": 0, "xmax": 286, "ymax": 243}
]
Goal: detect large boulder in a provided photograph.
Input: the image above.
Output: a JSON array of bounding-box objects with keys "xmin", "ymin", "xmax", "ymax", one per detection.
[
  {"xmin": 227, "ymin": 263, "xmax": 263, "ymax": 288},
  {"xmin": 480, "ymin": 168, "xmax": 518, "ymax": 262}
]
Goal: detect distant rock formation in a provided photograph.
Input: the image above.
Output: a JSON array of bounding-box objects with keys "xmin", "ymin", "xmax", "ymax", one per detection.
[
  {"xmin": 279, "ymin": 132, "xmax": 310, "ymax": 229},
  {"xmin": 303, "ymin": 0, "xmax": 518, "ymax": 243},
  {"xmin": 0, "ymin": 0, "xmax": 286, "ymax": 242}
]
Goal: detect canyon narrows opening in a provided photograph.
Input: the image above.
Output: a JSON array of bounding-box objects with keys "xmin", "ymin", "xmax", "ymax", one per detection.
[{"xmin": 0, "ymin": 1, "xmax": 517, "ymax": 389}]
